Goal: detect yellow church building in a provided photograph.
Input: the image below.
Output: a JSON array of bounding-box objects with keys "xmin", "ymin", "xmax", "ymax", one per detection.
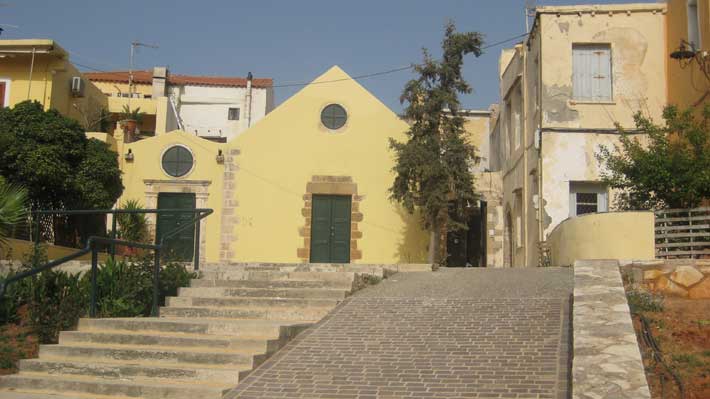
[{"xmin": 116, "ymin": 66, "xmax": 431, "ymax": 265}]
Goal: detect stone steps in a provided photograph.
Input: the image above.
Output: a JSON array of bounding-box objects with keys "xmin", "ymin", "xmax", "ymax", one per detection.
[
  {"xmin": 190, "ymin": 278, "xmax": 354, "ymax": 290},
  {"xmin": 18, "ymin": 358, "xmax": 247, "ymax": 383},
  {"xmin": 177, "ymin": 286, "xmax": 348, "ymax": 299},
  {"xmin": 0, "ymin": 373, "xmax": 231, "ymax": 399},
  {"xmin": 0, "ymin": 260, "xmax": 390, "ymax": 398},
  {"xmin": 159, "ymin": 305, "xmax": 329, "ymax": 321},
  {"xmin": 203, "ymin": 262, "xmax": 392, "ymax": 276},
  {"xmin": 38, "ymin": 343, "xmax": 255, "ymax": 367},
  {"xmin": 0, "ymin": 390, "xmax": 123, "ymax": 399},
  {"xmin": 165, "ymin": 295, "xmax": 339, "ymax": 308},
  {"xmin": 198, "ymin": 270, "xmax": 358, "ymax": 283},
  {"xmin": 78, "ymin": 317, "xmax": 309, "ymax": 338},
  {"xmin": 58, "ymin": 330, "xmax": 272, "ymax": 351}
]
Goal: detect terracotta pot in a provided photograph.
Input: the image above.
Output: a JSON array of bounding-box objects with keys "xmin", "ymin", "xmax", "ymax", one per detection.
[{"xmin": 121, "ymin": 119, "xmax": 137, "ymax": 133}]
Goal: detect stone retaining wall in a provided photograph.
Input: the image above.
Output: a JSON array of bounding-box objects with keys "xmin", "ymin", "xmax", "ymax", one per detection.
[
  {"xmin": 573, "ymin": 260, "xmax": 651, "ymax": 399},
  {"xmin": 622, "ymin": 260, "xmax": 710, "ymax": 298}
]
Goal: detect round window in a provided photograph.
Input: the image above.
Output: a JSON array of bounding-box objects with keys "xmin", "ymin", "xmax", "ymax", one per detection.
[
  {"xmin": 161, "ymin": 146, "xmax": 194, "ymax": 177},
  {"xmin": 321, "ymin": 104, "xmax": 347, "ymax": 130}
]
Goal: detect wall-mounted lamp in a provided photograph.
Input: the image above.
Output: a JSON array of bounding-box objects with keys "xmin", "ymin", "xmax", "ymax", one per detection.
[
  {"xmin": 125, "ymin": 148, "xmax": 134, "ymax": 161},
  {"xmin": 216, "ymin": 149, "xmax": 224, "ymax": 164},
  {"xmin": 670, "ymin": 40, "xmax": 697, "ymax": 62}
]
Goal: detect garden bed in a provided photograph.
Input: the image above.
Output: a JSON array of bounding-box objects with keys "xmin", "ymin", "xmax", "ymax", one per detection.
[
  {"xmin": 624, "ymin": 277, "xmax": 710, "ymax": 399},
  {"xmin": 0, "ymin": 306, "xmax": 38, "ymax": 375}
]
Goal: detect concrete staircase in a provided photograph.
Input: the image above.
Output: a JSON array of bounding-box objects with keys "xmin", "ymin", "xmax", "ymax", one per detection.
[{"xmin": 0, "ymin": 262, "xmax": 391, "ymax": 399}]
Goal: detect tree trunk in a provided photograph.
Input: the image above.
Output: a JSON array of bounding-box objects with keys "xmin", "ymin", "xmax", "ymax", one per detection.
[{"xmin": 427, "ymin": 228, "xmax": 437, "ymax": 264}]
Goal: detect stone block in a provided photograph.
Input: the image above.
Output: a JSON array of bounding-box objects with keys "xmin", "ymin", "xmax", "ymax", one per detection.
[
  {"xmin": 655, "ymin": 276, "xmax": 688, "ymax": 297},
  {"xmin": 669, "ymin": 265, "xmax": 704, "ymax": 288},
  {"xmin": 643, "ymin": 269, "xmax": 666, "ymax": 280},
  {"xmin": 688, "ymin": 278, "xmax": 710, "ymax": 299}
]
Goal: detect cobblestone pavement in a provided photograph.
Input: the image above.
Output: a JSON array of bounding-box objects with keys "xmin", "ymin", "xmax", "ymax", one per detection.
[{"xmin": 227, "ymin": 267, "xmax": 573, "ymax": 399}]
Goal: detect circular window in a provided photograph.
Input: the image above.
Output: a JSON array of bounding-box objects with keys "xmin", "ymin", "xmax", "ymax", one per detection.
[
  {"xmin": 321, "ymin": 104, "xmax": 347, "ymax": 130},
  {"xmin": 161, "ymin": 146, "xmax": 194, "ymax": 177}
]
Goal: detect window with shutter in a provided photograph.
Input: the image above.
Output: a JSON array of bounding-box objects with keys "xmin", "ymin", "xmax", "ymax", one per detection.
[
  {"xmin": 569, "ymin": 182, "xmax": 609, "ymax": 217},
  {"xmin": 573, "ymin": 44, "xmax": 612, "ymax": 102}
]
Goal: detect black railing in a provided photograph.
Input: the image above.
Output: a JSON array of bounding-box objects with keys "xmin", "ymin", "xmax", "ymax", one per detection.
[{"xmin": 0, "ymin": 208, "xmax": 212, "ymax": 318}]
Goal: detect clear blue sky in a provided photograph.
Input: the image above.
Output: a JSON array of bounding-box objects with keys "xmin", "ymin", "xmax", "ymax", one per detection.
[{"xmin": 2, "ymin": 0, "xmax": 654, "ymax": 112}]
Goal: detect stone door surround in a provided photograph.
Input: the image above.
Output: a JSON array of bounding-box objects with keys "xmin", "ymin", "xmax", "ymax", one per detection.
[
  {"xmin": 144, "ymin": 179, "xmax": 211, "ymax": 263},
  {"xmin": 298, "ymin": 176, "xmax": 364, "ymax": 263}
]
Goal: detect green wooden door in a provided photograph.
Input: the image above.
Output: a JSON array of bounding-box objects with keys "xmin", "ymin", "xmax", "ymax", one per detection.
[
  {"xmin": 156, "ymin": 193, "xmax": 196, "ymax": 261},
  {"xmin": 310, "ymin": 195, "xmax": 351, "ymax": 263}
]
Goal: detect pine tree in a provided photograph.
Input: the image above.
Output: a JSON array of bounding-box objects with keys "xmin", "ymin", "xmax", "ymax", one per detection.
[{"xmin": 390, "ymin": 22, "xmax": 483, "ymax": 264}]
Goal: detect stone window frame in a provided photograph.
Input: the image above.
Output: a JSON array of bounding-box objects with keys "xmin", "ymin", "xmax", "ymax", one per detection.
[
  {"xmin": 297, "ymin": 176, "xmax": 363, "ymax": 263},
  {"xmin": 318, "ymin": 103, "xmax": 350, "ymax": 133},
  {"xmin": 143, "ymin": 179, "xmax": 211, "ymax": 264},
  {"xmin": 160, "ymin": 144, "xmax": 196, "ymax": 179}
]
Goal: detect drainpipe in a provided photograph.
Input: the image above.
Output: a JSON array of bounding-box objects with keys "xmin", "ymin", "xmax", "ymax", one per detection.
[
  {"xmin": 26, "ymin": 47, "xmax": 36, "ymax": 99},
  {"xmin": 245, "ymin": 72, "xmax": 253, "ymax": 128},
  {"xmin": 537, "ymin": 21, "xmax": 545, "ymax": 263}
]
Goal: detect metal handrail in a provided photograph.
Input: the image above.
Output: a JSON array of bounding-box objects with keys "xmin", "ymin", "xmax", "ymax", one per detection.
[{"xmin": 1, "ymin": 208, "xmax": 213, "ymax": 318}]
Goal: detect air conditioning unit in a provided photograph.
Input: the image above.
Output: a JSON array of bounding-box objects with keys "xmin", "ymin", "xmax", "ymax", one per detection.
[{"xmin": 70, "ymin": 76, "xmax": 85, "ymax": 97}]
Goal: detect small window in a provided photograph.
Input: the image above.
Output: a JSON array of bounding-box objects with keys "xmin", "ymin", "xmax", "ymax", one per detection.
[
  {"xmin": 687, "ymin": 0, "xmax": 701, "ymax": 49},
  {"xmin": 569, "ymin": 182, "xmax": 608, "ymax": 217},
  {"xmin": 228, "ymin": 108, "xmax": 240, "ymax": 121},
  {"xmin": 162, "ymin": 146, "xmax": 194, "ymax": 178},
  {"xmin": 573, "ymin": 44, "xmax": 612, "ymax": 102},
  {"xmin": 321, "ymin": 104, "xmax": 347, "ymax": 130}
]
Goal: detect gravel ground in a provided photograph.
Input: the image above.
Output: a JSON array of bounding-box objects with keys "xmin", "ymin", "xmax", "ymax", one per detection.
[{"xmin": 355, "ymin": 266, "xmax": 573, "ymax": 299}]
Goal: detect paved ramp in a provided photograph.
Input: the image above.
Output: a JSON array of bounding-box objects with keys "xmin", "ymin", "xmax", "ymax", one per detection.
[{"xmin": 227, "ymin": 268, "xmax": 572, "ymax": 399}]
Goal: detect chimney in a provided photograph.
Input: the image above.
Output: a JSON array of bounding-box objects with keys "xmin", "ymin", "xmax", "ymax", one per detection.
[
  {"xmin": 245, "ymin": 72, "xmax": 253, "ymax": 128},
  {"xmin": 152, "ymin": 66, "xmax": 168, "ymax": 98}
]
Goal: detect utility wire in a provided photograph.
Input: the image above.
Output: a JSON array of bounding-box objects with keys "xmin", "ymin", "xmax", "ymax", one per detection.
[
  {"xmin": 70, "ymin": 32, "xmax": 530, "ymax": 89},
  {"xmin": 271, "ymin": 33, "xmax": 530, "ymax": 89}
]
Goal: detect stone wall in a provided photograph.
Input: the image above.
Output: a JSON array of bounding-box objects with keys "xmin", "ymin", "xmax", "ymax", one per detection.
[
  {"xmin": 573, "ymin": 260, "xmax": 651, "ymax": 399},
  {"xmin": 622, "ymin": 260, "xmax": 710, "ymax": 299}
]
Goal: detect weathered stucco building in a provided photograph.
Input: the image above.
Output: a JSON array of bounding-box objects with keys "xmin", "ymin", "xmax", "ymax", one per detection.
[{"xmin": 489, "ymin": 3, "xmax": 668, "ymax": 267}]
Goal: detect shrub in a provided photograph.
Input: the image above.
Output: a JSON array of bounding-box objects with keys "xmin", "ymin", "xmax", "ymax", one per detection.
[
  {"xmin": 627, "ymin": 290, "xmax": 664, "ymax": 314},
  {"xmin": 115, "ymin": 199, "xmax": 149, "ymax": 243}
]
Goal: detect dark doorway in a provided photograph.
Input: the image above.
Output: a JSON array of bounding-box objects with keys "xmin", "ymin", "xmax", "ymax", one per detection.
[
  {"xmin": 446, "ymin": 202, "xmax": 487, "ymax": 267},
  {"xmin": 156, "ymin": 193, "xmax": 196, "ymax": 261},
  {"xmin": 310, "ymin": 195, "xmax": 351, "ymax": 263}
]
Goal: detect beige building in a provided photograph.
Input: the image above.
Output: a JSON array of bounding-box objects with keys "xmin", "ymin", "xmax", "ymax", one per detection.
[
  {"xmin": 85, "ymin": 68, "xmax": 274, "ymax": 141},
  {"xmin": 489, "ymin": 3, "xmax": 668, "ymax": 267}
]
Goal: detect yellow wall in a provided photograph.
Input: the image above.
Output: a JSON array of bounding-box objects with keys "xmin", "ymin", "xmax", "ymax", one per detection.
[
  {"xmin": 666, "ymin": 0, "xmax": 710, "ymax": 110},
  {"xmin": 2, "ymin": 238, "xmax": 108, "ymax": 262},
  {"xmin": 117, "ymin": 131, "xmax": 225, "ymax": 262},
  {"xmin": 548, "ymin": 211, "xmax": 655, "ymax": 266},
  {"xmin": 227, "ymin": 66, "xmax": 429, "ymax": 264}
]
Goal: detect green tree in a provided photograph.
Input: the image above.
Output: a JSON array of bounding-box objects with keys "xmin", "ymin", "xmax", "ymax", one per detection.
[
  {"xmin": 597, "ymin": 105, "xmax": 710, "ymax": 210},
  {"xmin": 0, "ymin": 101, "xmax": 123, "ymax": 211},
  {"xmin": 389, "ymin": 22, "xmax": 482, "ymax": 264}
]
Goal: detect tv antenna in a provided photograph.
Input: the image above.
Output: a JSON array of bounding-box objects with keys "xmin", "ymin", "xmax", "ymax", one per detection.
[
  {"xmin": 525, "ymin": 0, "xmax": 537, "ymax": 32},
  {"xmin": 128, "ymin": 41, "xmax": 159, "ymax": 109}
]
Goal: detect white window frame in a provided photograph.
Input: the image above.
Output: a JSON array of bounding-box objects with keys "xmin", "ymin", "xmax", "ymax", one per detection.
[
  {"xmin": 687, "ymin": 0, "xmax": 701, "ymax": 49},
  {"xmin": 0, "ymin": 78, "xmax": 11, "ymax": 108},
  {"xmin": 228, "ymin": 107, "xmax": 240, "ymax": 121},
  {"xmin": 569, "ymin": 182, "xmax": 608, "ymax": 217},
  {"xmin": 572, "ymin": 44, "xmax": 613, "ymax": 103}
]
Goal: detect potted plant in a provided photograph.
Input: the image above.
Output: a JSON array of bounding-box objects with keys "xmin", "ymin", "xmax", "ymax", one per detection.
[
  {"xmin": 119, "ymin": 105, "xmax": 145, "ymax": 136},
  {"xmin": 115, "ymin": 199, "xmax": 148, "ymax": 257}
]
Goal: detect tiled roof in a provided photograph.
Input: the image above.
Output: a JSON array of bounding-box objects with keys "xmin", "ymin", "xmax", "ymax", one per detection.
[{"xmin": 84, "ymin": 70, "xmax": 273, "ymax": 88}]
